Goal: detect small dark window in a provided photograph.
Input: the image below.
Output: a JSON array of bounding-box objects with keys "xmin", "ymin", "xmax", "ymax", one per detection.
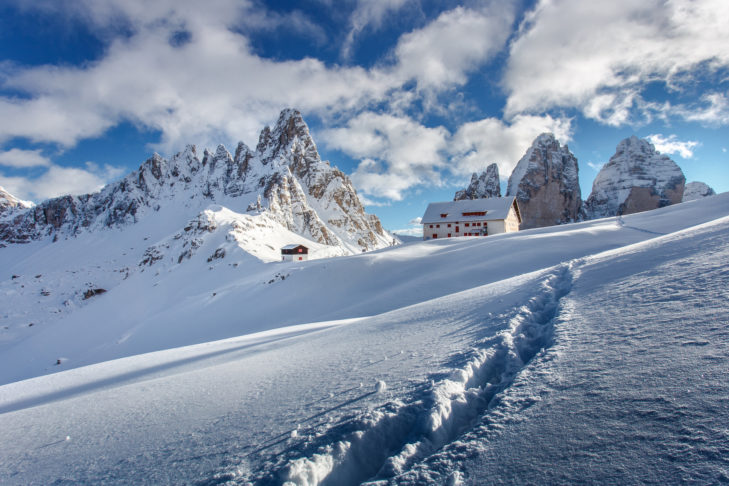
[
  {"xmin": 465, "ymin": 223, "xmax": 470, "ymax": 227},
  {"xmin": 429, "ymin": 224, "xmax": 433, "ymax": 228},
  {"xmin": 436, "ymin": 224, "xmax": 440, "ymax": 228},
  {"xmin": 440, "ymin": 213, "xmax": 448, "ymax": 218},
  {"xmin": 447, "ymin": 233, "xmax": 451, "ymax": 237},
  {"xmin": 447, "ymin": 224, "xmax": 451, "ymax": 228},
  {"xmin": 432, "ymin": 234, "xmax": 437, "ymax": 239}
]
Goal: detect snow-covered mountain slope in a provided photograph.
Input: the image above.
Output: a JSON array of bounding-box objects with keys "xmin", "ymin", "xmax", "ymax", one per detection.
[
  {"xmin": 0, "ymin": 109, "xmax": 392, "ymax": 253},
  {"xmin": 683, "ymin": 181, "xmax": 716, "ymax": 202},
  {"xmin": 0, "ymin": 186, "xmax": 32, "ymax": 214},
  {"xmin": 1, "ymin": 194, "xmax": 728, "ymax": 485},
  {"xmin": 584, "ymin": 135, "xmax": 685, "ymax": 218},
  {"xmin": 506, "ymin": 133, "xmax": 581, "ymax": 229},
  {"xmin": 454, "ymin": 164, "xmax": 501, "ymax": 200}
]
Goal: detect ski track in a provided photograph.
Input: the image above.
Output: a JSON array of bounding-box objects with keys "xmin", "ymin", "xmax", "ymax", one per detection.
[{"xmin": 232, "ymin": 263, "xmax": 574, "ymax": 486}]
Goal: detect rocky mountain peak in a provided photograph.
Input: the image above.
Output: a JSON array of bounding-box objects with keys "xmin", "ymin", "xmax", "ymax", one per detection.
[
  {"xmin": 584, "ymin": 136, "xmax": 685, "ymax": 218},
  {"xmin": 682, "ymin": 181, "xmax": 716, "ymax": 202},
  {"xmin": 454, "ymin": 163, "xmax": 501, "ymax": 200},
  {"xmin": 506, "ymin": 133, "xmax": 581, "ymax": 229},
  {"xmin": 0, "ymin": 109, "xmax": 393, "ymax": 255}
]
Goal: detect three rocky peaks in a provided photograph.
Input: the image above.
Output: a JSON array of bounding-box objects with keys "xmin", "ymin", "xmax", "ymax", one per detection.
[
  {"xmin": 456, "ymin": 133, "xmax": 712, "ymax": 229},
  {"xmin": 0, "ymin": 109, "xmax": 392, "ymax": 255}
]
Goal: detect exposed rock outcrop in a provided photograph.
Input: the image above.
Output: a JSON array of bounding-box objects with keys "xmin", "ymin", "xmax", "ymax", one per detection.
[
  {"xmin": 682, "ymin": 181, "xmax": 716, "ymax": 202},
  {"xmin": 506, "ymin": 133, "xmax": 581, "ymax": 229},
  {"xmin": 584, "ymin": 136, "xmax": 685, "ymax": 219},
  {"xmin": 0, "ymin": 187, "xmax": 32, "ymax": 213},
  {"xmin": 0, "ymin": 109, "xmax": 392, "ymax": 254},
  {"xmin": 454, "ymin": 163, "xmax": 501, "ymax": 200}
]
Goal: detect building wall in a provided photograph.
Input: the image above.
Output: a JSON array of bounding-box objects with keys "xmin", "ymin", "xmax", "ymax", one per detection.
[
  {"xmin": 422, "ymin": 209, "xmax": 520, "ymax": 240},
  {"xmin": 282, "ymin": 254, "xmax": 308, "ymax": 262},
  {"xmin": 423, "ymin": 219, "xmax": 491, "ymax": 239}
]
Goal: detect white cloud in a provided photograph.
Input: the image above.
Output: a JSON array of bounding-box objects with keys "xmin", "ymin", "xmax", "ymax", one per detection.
[
  {"xmin": 392, "ymin": 215, "xmax": 423, "ymax": 237},
  {"xmin": 0, "ymin": 162, "xmax": 124, "ymax": 202},
  {"xmin": 676, "ymin": 93, "xmax": 729, "ymax": 126},
  {"xmin": 393, "ymin": 4, "xmax": 514, "ymax": 95},
  {"xmin": 449, "ymin": 114, "xmax": 573, "ymax": 179},
  {"xmin": 342, "ymin": 0, "xmax": 410, "ymax": 59},
  {"xmin": 0, "ymin": 148, "xmax": 51, "ymax": 168},
  {"xmin": 504, "ymin": 0, "xmax": 729, "ymax": 125},
  {"xmin": 646, "ymin": 134, "xmax": 699, "ymax": 159},
  {"xmin": 587, "ymin": 162, "xmax": 604, "ymax": 172},
  {"xmin": 0, "ymin": 1, "xmax": 513, "ymax": 155},
  {"xmin": 323, "ymin": 113, "xmax": 449, "ymax": 200}
]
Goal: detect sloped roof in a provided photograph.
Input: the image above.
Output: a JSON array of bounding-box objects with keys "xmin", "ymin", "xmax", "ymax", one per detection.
[
  {"xmin": 421, "ymin": 197, "xmax": 520, "ymax": 224},
  {"xmin": 281, "ymin": 244, "xmax": 308, "ymax": 250}
]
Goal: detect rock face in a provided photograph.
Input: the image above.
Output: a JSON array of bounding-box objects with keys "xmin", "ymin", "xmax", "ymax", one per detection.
[
  {"xmin": 682, "ymin": 181, "xmax": 716, "ymax": 202},
  {"xmin": 506, "ymin": 133, "xmax": 581, "ymax": 229},
  {"xmin": 454, "ymin": 163, "xmax": 501, "ymax": 200},
  {"xmin": 584, "ymin": 136, "xmax": 685, "ymax": 219},
  {"xmin": 0, "ymin": 109, "xmax": 392, "ymax": 253}
]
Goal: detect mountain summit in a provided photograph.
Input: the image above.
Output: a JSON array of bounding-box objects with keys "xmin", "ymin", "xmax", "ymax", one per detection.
[
  {"xmin": 506, "ymin": 133, "xmax": 582, "ymax": 229},
  {"xmin": 584, "ymin": 136, "xmax": 685, "ymax": 218},
  {"xmin": 454, "ymin": 163, "xmax": 501, "ymax": 201},
  {"xmin": 0, "ymin": 109, "xmax": 392, "ymax": 254}
]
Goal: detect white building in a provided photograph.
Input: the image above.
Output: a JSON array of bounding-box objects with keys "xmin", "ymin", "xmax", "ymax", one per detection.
[{"xmin": 421, "ymin": 197, "xmax": 521, "ymax": 240}]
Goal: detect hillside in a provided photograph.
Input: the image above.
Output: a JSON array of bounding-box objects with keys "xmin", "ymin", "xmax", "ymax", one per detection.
[{"xmin": 0, "ymin": 193, "xmax": 727, "ymax": 484}]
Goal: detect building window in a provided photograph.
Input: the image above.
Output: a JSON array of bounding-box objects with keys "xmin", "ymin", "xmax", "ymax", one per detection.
[
  {"xmin": 436, "ymin": 224, "xmax": 440, "ymax": 228},
  {"xmin": 440, "ymin": 213, "xmax": 448, "ymax": 218},
  {"xmin": 429, "ymin": 224, "xmax": 433, "ymax": 228},
  {"xmin": 462, "ymin": 211, "xmax": 486, "ymax": 217},
  {"xmin": 447, "ymin": 224, "xmax": 451, "ymax": 228},
  {"xmin": 432, "ymin": 234, "xmax": 437, "ymax": 239},
  {"xmin": 447, "ymin": 233, "xmax": 451, "ymax": 237}
]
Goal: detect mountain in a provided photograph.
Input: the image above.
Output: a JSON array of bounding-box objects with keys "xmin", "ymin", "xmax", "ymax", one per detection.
[
  {"xmin": 583, "ymin": 136, "xmax": 685, "ymax": 219},
  {"xmin": 454, "ymin": 163, "xmax": 501, "ymax": 200},
  {"xmin": 683, "ymin": 181, "xmax": 716, "ymax": 202},
  {"xmin": 0, "ymin": 109, "xmax": 392, "ymax": 253},
  {"xmin": 0, "ymin": 186, "xmax": 32, "ymax": 212},
  {"xmin": 506, "ymin": 133, "xmax": 581, "ymax": 229}
]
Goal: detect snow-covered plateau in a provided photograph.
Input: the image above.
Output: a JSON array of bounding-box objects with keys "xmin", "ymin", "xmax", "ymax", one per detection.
[{"xmin": 1, "ymin": 193, "xmax": 728, "ymax": 485}]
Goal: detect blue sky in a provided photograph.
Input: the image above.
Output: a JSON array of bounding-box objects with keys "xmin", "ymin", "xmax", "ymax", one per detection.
[{"xmin": 0, "ymin": 0, "xmax": 727, "ymax": 234}]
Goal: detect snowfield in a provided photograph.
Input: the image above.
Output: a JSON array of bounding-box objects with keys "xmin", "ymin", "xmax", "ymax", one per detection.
[{"xmin": 1, "ymin": 194, "xmax": 728, "ymax": 484}]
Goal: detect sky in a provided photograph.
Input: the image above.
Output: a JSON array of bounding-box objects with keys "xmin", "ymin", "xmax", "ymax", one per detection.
[{"xmin": 0, "ymin": 0, "xmax": 727, "ymax": 235}]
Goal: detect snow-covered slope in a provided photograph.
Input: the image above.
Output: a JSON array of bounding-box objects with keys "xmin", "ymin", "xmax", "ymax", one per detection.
[
  {"xmin": 0, "ymin": 109, "xmax": 392, "ymax": 253},
  {"xmin": 506, "ymin": 133, "xmax": 581, "ymax": 229},
  {"xmin": 584, "ymin": 135, "xmax": 685, "ymax": 218},
  {"xmin": 454, "ymin": 164, "xmax": 501, "ymax": 200},
  {"xmin": 1, "ymin": 194, "xmax": 728, "ymax": 485}
]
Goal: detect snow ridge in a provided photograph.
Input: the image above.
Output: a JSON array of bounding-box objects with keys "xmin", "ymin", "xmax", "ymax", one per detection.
[{"xmin": 274, "ymin": 264, "xmax": 574, "ymax": 486}]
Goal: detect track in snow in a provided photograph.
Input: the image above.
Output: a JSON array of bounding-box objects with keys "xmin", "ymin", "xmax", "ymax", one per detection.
[{"xmin": 241, "ymin": 264, "xmax": 575, "ymax": 486}]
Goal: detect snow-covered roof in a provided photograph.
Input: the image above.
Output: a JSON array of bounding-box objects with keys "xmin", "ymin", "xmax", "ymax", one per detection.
[
  {"xmin": 421, "ymin": 197, "xmax": 519, "ymax": 224},
  {"xmin": 281, "ymin": 244, "xmax": 308, "ymax": 250}
]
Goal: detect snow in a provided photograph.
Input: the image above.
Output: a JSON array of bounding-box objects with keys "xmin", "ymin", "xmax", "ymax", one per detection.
[{"xmin": 0, "ymin": 193, "xmax": 728, "ymax": 484}]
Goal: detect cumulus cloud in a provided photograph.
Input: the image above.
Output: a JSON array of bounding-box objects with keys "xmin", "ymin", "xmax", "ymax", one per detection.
[
  {"xmin": 449, "ymin": 114, "xmax": 573, "ymax": 179},
  {"xmin": 323, "ymin": 112, "xmax": 449, "ymax": 200},
  {"xmin": 0, "ymin": 1, "xmax": 513, "ymax": 155},
  {"xmin": 341, "ymin": 0, "xmax": 410, "ymax": 59},
  {"xmin": 0, "ymin": 162, "xmax": 124, "ymax": 202},
  {"xmin": 392, "ymin": 215, "xmax": 423, "ymax": 237},
  {"xmin": 646, "ymin": 134, "xmax": 699, "ymax": 159},
  {"xmin": 504, "ymin": 0, "xmax": 729, "ymax": 124},
  {"xmin": 0, "ymin": 148, "xmax": 51, "ymax": 168},
  {"xmin": 393, "ymin": 4, "xmax": 514, "ymax": 96}
]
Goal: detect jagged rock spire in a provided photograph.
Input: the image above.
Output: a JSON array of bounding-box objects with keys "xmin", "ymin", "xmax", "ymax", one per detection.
[{"xmin": 454, "ymin": 163, "xmax": 501, "ymax": 200}]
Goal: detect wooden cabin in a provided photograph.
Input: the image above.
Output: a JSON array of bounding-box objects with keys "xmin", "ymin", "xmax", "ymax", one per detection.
[
  {"xmin": 421, "ymin": 197, "xmax": 521, "ymax": 240},
  {"xmin": 281, "ymin": 244, "xmax": 309, "ymax": 262}
]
